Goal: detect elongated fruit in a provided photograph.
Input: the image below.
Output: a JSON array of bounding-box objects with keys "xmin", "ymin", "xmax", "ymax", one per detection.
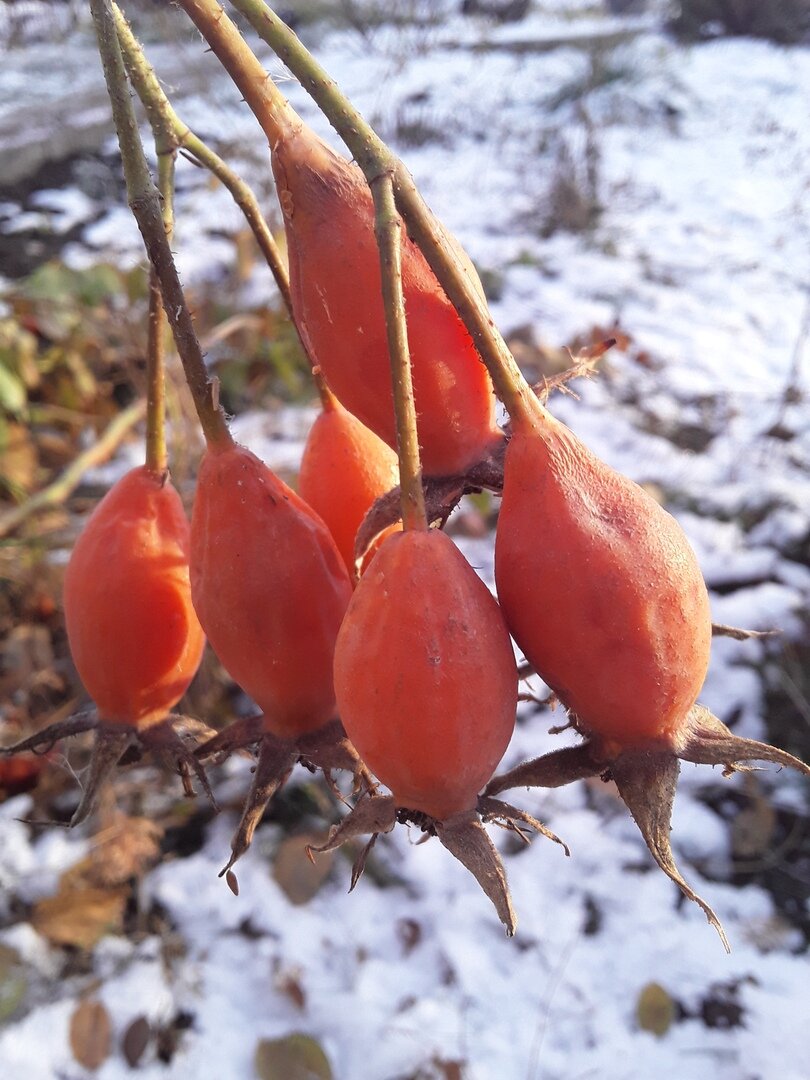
[
  {"xmin": 494, "ymin": 396, "xmax": 711, "ymax": 749},
  {"xmin": 335, "ymin": 528, "xmax": 517, "ymax": 819},
  {"xmin": 299, "ymin": 391, "xmax": 399, "ymax": 575},
  {"xmin": 273, "ymin": 125, "xmax": 501, "ymax": 477},
  {"xmin": 63, "ymin": 466, "xmax": 205, "ymax": 730},
  {"xmin": 190, "ymin": 441, "xmax": 352, "ymax": 739}
]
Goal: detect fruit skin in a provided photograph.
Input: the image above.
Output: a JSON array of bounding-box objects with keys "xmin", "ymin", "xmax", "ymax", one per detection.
[
  {"xmin": 494, "ymin": 400, "xmax": 711, "ymax": 749},
  {"xmin": 63, "ymin": 466, "xmax": 205, "ymax": 730},
  {"xmin": 273, "ymin": 126, "xmax": 501, "ymax": 477},
  {"xmin": 190, "ymin": 441, "xmax": 352, "ymax": 739},
  {"xmin": 299, "ymin": 396, "xmax": 399, "ymax": 575},
  {"xmin": 335, "ymin": 529, "xmax": 517, "ymax": 820}
]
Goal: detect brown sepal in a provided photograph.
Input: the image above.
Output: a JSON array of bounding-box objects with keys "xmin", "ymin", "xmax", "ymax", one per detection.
[
  {"xmin": 681, "ymin": 704, "xmax": 810, "ymax": 778},
  {"xmin": 141, "ymin": 718, "xmax": 219, "ymax": 810},
  {"xmin": 70, "ymin": 728, "xmax": 136, "ymax": 828},
  {"xmin": 477, "ymin": 795, "xmax": 570, "ymax": 856},
  {"xmin": 484, "ymin": 741, "xmax": 604, "ymax": 798},
  {"xmin": 711, "ymin": 622, "xmax": 779, "ymax": 641},
  {"xmin": 194, "ymin": 713, "xmax": 266, "ymax": 762},
  {"xmin": 0, "ymin": 710, "xmax": 98, "ymax": 756},
  {"xmin": 436, "ymin": 809, "xmax": 517, "ymax": 936},
  {"xmin": 218, "ymin": 733, "xmax": 296, "ymax": 889},
  {"xmin": 296, "ymin": 718, "xmax": 375, "ymax": 797},
  {"xmin": 608, "ymin": 749, "xmax": 730, "ymax": 952},
  {"xmin": 307, "ymin": 792, "xmax": 397, "ymax": 862}
]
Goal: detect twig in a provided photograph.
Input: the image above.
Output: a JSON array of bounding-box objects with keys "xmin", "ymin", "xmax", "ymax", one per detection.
[
  {"xmin": 0, "ymin": 400, "xmax": 145, "ymax": 540},
  {"xmin": 89, "ymin": 0, "xmax": 231, "ymax": 450},
  {"xmin": 182, "ymin": 0, "xmax": 537, "ymax": 424},
  {"xmin": 114, "ymin": 4, "xmax": 294, "ymax": 320},
  {"xmin": 371, "ymin": 175, "xmax": 426, "ymax": 531},
  {"xmin": 144, "ymin": 133, "xmax": 174, "ymax": 477}
]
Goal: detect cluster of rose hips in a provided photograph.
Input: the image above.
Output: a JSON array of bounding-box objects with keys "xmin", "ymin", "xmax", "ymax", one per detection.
[{"xmin": 5, "ymin": 0, "xmax": 807, "ymax": 947}]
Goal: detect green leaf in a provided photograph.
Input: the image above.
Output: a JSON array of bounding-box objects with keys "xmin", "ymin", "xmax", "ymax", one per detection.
[
  {"xmin": 0, "ymin": 363, "xmax": 26, "ymax": 415},
  {"xmin": 255, "ymin": 1034, "xmax": 333, "ymax": 1080}
]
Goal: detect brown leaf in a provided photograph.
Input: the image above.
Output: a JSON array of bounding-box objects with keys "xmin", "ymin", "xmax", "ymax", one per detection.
[
  {"xmin": 31, "ymin": 886, "xmax": 127, "ymax": 950},
  {"xmin": 254, "ymin": 1034, "xmax": 333, "ymax": 1080},
  {"xmin": 273, "ymin": 834, "xmax": 334, "ymax": 906},
  {"xmin": 636, "ymin": 982, "xmax": 675, "ymax": 1038},
  {"xmin": 121, "ymin": 1015, "xmax": 152, "ymax": 1068},
  {"xmin": 69, "ymin": 999, "xmax": 111, "ymax": 1071},
  {"xmin": 81, "ymin": 814, "xmax": 164, "ymax": 888}
]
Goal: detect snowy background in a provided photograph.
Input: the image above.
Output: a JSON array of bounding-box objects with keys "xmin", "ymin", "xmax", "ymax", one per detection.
[{"xmin": 0, "ymin": 1, "xmax": 808, "ymax": 1077}]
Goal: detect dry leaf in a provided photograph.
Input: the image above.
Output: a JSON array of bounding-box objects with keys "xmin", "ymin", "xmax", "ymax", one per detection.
[
  {"xmin": 636, "ymin": 982, "xmax": 675, "ymax": 1037},
  {"xmin": 255, "ymin": 1034, "xmax": 333, "ymax": 1080},
  {"xmin": 69, "ymin": 999, "xmax": 111, "ymax": 1071},
  {"xmin": 76, "ymin": 815, "xmax": 164, "ymax": 889},
  {"xmin": 31, "ymin": 886, "xmax": 127, "ymax": 950},
  {"xmin": 122, "ymin": 1015, "xmax": 152, "ymax": 1068},
  {"xmin": 273, "ymin": 834, "xmax": 334, "ymax": 906}
]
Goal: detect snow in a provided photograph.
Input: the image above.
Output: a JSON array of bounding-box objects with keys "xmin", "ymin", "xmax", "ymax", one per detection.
[{"xmin": 1, "ymin": 2, "xmax": 810, "ymax": 1078}]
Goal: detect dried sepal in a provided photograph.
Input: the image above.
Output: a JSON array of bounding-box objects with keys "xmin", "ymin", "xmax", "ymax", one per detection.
[
  {"xmin": 307, "ymin": 793, "xmax": 397, "ymax": 861},
  {"xmin": 711, "ymin": 623, "xmax": 779, "ymax": 641},
  {"xmin": 681, "ymin": 705, "xmax": 810, "ymax": 777},
  {"xmin": 609, "ymin": 749, "xmax": 730, "ymax": 952},
  {"xmin": 477, "ymin": 795, "xmax": 570, "ymax": 856},
  {"xmin": 436, "ymin": 810, "xmax": 516, "ymax": 936},
  {"xmin": 484, "ymin": 741, "xmax": 604, "ymax": 799},
  {"xmin": 0, "ymin": 710, "xmax": 98, "ymax": 757},
  {"xmin": 70, "ymin": 728, "xmax": 135, "ymax": 828},
  {"xmin": 296, "ymin": 718, "xmax": 375, "ymax": 796},
  {"xmin": 194, "ymin": 714, "xmax": 266, "ymax": 762},
  {"xmin": 143, "ymin": 718, "xmax": 219, "ymax": 809},
  {"xmin": 218, "ymin": 734, "xmax": 296, "ymax": 887}
]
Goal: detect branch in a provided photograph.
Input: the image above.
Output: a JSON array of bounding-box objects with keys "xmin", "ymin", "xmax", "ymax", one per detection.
[{"xmin": 89, "ymin": 0, "xmax": 231, "ymax": 450}]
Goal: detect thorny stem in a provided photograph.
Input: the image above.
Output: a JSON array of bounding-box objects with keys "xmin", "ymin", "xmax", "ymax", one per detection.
[
  {"xmin": 89, "ymin": 0, "xmax": 231, "ymax": 449},
  {"xmin": 372, "ymin": 176, "xmax": 427, "ymax": 531},
  {"xmin": 144, "ymin": 146, "xmax": 174, "ymax": 477},
  {"xmin": 174, "ymin": 0, "xmax": 297, "ymax": 145},
  {"xmin": 114, "ymin": 4, "xmax": 294, "ymax": 319},
  {"xmin": 190, "ymin": 0, "xmax": 537, "ymax": 424}
]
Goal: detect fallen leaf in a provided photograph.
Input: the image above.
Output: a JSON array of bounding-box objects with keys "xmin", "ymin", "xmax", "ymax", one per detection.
[
  {"xmin": 70, "ymin": 999, "xmax": 111, "ymax": 1071},
  {"xmin": 636, "ymin": 982, "xmax": 675, "ymax": 1037},
  {"xmin": 31, "ymin": 885, "xmax": 127, "ymax": 950},
  {"xmin": 122, "ymin": 1015, "xmax": 152, "ymax": 1068},
  {"xmin": 64, "ymin": 814, "xmax": 163, "ymax": 889},
  {"xmin": 273, "ymin": 833, "xmax": 334, "ymax": 906},
  {"xmin": 255, "ymin": 1034, "xmax": 333, "ymax": 1080}
]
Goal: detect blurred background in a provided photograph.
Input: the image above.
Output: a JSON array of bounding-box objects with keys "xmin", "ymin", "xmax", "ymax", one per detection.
[{"xmin": 0, "ymin": 2, "xmax": 809, "ymax": 1078}]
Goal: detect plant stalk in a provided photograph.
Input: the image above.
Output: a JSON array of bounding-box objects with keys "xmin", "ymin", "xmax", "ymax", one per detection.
[
  {"xmin": 144, "ymin": 147, "xmax": 174, "ymax": 477},
  {"xmin": 227, "ymin": 0, "xmax": 536, "ymax": 424},
  {"xmin": 371, "ymin": 175, "xmax": 426, "ymax": 532},
  {"xmin": 89, "ymin": 0, "xmax": 231, "ymax": 450},
  {"xmin": 114, "ymin": 3, "xmax": 294, "ymax": 318},
  {"xmin": 174, "ymin": 0, "xmax": 298, "ymax": 145}
]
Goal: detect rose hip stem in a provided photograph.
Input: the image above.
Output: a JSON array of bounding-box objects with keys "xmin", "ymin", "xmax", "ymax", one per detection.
[
  {"xmin": 89, "ymin": 0, "xmax": 231, "ymax": 452},
  {"xmin": 228, "ymin": 0, "xmax": 536, "ymax": 424},
  {"xmin": 176, "ymin": 0, "xmax": 533, "ymax": 426}
]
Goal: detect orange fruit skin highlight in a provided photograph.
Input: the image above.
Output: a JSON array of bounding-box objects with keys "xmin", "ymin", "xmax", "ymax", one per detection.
[
  {"xmin": 494, "ymin": 402, "xmax": 712, "ymax": 749},
  {"xmin": 190, "ymin": 442, "xmax": 352, "ymax": 739},
  {"xmin": 335, "ymin": 529, "xmax": 517, "ymax": 820},
  {"xmin": 273, "ymin": 127, "xmax": 501, "ymax": 477},
  {"xmin": 299, "ymin": 398, "xmax": 400, "ymax": 575},
  {"xmin": 63, "ymin": 466, "xmax": 205, "ymax": 730}
]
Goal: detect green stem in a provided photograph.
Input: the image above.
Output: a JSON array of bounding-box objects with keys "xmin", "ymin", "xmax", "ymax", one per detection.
[
  {"xmin": 144, "ymin": 149, "xmax": 174, "ymax": 477},
  {"xmin": 371, "ymin": 176, "xmax": 426, "ymax": 532},
  {"xmin": 89, "ymin": 0, "xmax": 231, "ymax": 450},
  {"xmin": 114, "ymin": 3, "xmax": 294, "ymax": 319},
  {"xmin": 228, "ymin": 0, "xmax": 537, "ymax": 426}
]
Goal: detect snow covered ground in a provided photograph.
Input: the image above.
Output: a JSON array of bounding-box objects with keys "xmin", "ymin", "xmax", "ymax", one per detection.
[{"xmin": 1, "ymin": 2, "xmax": 809, "ymax": 1078}]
